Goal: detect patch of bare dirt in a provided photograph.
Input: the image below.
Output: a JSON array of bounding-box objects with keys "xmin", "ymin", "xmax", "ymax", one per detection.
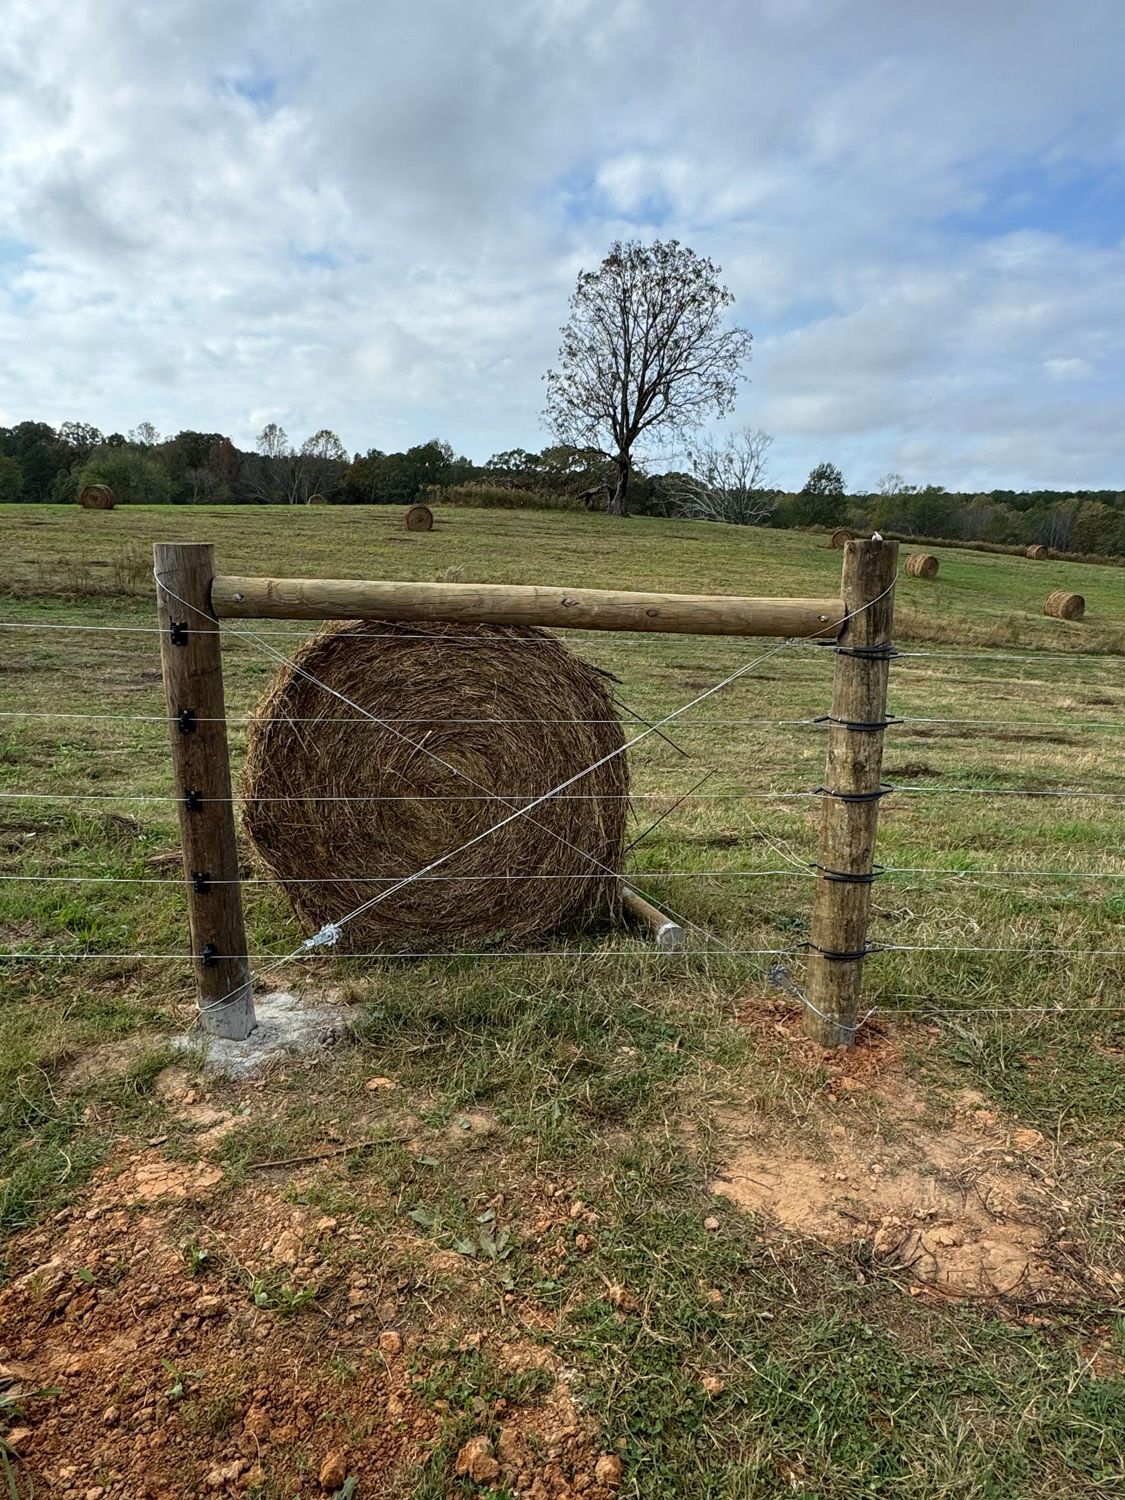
[
  {"xmin": 717, "ymin": 1004, "xmax": 1124, "ymax": 1302},
  {"xmin": 149, "ymin": 1065, "xmax": 249, "ymax": 1154},
  {"xmin": 60, "ymin": 1035, "xmax": 160, "ymax": 1090},
  {"xmin": 0, "ymin": 1143, "xmax": 622, "ymax": 1499},
  {"xmin": 109, "ymin": 1158, "xmax": 226, "ymax": 1206},
  {"xmin": 444, "ymin": 1108, "xmax": 500, "ymax": 1150}
]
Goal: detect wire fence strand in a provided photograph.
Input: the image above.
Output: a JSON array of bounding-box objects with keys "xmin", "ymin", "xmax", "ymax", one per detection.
[{"xmin": 5, "ymin": 583, "xmax": 1125, "ymax": 1028}]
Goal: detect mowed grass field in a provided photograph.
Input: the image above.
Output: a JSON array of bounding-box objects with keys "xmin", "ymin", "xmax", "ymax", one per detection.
[{"xmin": 1, "ymin": 503, "xmax": 1124, "ymax": 1498}]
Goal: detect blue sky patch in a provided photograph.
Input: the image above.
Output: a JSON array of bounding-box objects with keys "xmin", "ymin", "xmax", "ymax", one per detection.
[{"xmin": 943, "ymin": 153, "xmax": 1125, "ymax": 247}]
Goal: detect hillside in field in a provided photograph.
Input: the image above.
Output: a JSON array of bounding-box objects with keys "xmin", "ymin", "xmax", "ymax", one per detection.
[{"xmin": 4, "ymin": 502, "xmax": 1125, "ymax": 654}]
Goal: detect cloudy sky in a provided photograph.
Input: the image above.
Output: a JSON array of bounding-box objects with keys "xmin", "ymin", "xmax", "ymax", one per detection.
[{"xmin": 1, "ymin": 0, "xmax": 1123, "ymax": 491}]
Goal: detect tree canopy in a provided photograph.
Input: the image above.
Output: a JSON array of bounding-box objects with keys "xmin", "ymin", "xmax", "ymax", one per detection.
[
  {"xmin": 802, "ymin": 462, "xmax": 845, "ymax": 495},
  {"xmin": 544, "ymin": 239, "xmax": 753, "ymax": 515}
]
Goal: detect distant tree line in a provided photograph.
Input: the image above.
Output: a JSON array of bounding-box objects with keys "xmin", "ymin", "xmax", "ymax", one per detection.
[
  {"xmin": 0, "ymin": 420, "xmax": 474, "ymax": 509},
  {"xmin": 2, "ymin": 418, "xmax": 1123, "ymax": 556},
  {"xmin": 0, "ymin": 419, "xmax": 676, "ymax": 514},
  {"xmin": 766, "ymin": 465, "xmax": 1125, "ymax": 557}
]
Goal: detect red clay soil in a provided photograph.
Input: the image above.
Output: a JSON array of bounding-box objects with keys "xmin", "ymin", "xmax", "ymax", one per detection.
[{"xmin": 0, "ymin": 1147, "xmax": 623, "ymax": 1499}]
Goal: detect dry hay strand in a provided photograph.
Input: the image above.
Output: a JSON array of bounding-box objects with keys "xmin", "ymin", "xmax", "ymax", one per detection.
[
  {"xmin": 79, "ymin": 484, "xmax": 115, "ymax": 511},
  {"xmin": 242, "ymin": 621, "xmax": 628, "ymax": 950},
  {"xmin": 829, "ymin": 528, "xmax": 855, "ymax": 549},
  {"xmin": 307, "ymin": 493, "xmax": 328, "ymax": 506},
  {"xmin": 405, "ymin": 504, "xmax": 434, "ymax": 532},
  {"xmin": 905, "ymin": 552, "xmax": 939, "ymax": 579},
  {"xmin": 1026, "ymin": 544, "xmax": 1049, "ymax": 560},
  {"xmin": 1044, "ymin": 589, "xmax": 1085, "ymax": 620}
]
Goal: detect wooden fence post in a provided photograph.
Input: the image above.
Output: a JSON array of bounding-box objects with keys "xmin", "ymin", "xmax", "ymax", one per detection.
[
  {"xmin": 803, "ymin": 538, "xmax": 898, "ymax": 1046},
  {"xmin": 154, "ymin": 542, "xmax": 255, "ymax": 1040}
]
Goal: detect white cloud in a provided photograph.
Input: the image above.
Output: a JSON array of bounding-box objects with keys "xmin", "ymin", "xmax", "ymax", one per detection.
[
  {"xmin": 0, "ymin": 0, "xmax": 1123, "ymax": 488},
  {"xmin": 1043, "ymin": 357, "xmax": 1093, "ymax": 380}
]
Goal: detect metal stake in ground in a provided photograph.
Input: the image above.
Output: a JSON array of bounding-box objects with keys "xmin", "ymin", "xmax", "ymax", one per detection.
[
  {"xmin": 154, "ymin": 542, "xmax": 254, "ymax": 1040},
  {"xmin": 804, "ymin": 538, "xmax": 898, "ymax": 1046}
]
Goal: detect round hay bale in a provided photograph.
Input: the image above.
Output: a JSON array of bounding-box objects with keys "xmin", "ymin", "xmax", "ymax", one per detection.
[
  {"xmin": 1026, "ymin": 544, "xmax": 1048, "ymax": 560},
  {"xmin": 307, "ymin": 493, "xmax": 328, "ymax": 506},
  {"xmin": 79, "ymin": 484, "xmax": 115, "ymax": 511},
  {"xmin": 1044, "ymin": 590, "xmax": 1085, "ymax": 621},
  {"xmin": 405, "ymin": 504, "xmax": 434, "ymax": 532},
  {"xmin": 829, "ymin": 528, "xmax": 855, "ymax": 549},
  {"xmin": 905, "ymin": 552, "xmax": 939, "ymax": 579},
  {"xmin": 242, "ymin": 621, "xmax": 628, "ymax": 951}
]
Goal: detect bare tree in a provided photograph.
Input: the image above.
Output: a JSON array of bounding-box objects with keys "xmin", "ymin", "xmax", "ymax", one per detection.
[
  {"xmin": 673, "ymin": 428, "xmax": 775, "ymax": 526},
  {"xmin": 255, "ymin": 422, "xmax": 291, "ymax": 459},
  {"xmin": 128, "ymin": 421, "xmax": 160, "ymax": 447},
  {"xmin": 876, "ymin": 471, "xmax": 914, "ymax": 496},
  {"xmin": 544, "ymin": 239, "xmax": 753, "ymax": 516},
  {"xmin": 183, "ymin": 466, "xmax": 219, "ymax": 504},
  {"xmin": 251, "ymin": 423, "xmax": 309, "ymax": 503}
]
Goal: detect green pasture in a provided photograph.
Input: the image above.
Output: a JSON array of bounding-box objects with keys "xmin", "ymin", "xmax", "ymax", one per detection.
[{"xmin": 1, "ymin": 503, "xmax": 1123, "ymax": 1497}]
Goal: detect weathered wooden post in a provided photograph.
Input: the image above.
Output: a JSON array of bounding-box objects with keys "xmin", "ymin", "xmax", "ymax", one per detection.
[
  {"xmin": 154, "ymin": 543, "xmax": 255, "ymax": 1040},
  {"xmin": 803, "ymin": 538, "xmax": 898, "ymax": 1046}
]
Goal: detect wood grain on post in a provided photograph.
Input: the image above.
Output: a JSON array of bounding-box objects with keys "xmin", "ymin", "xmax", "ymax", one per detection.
[
  {"xmin": 154, "ymin": 543, "xmax": 255, "ymax": 1040},
  {"xmin": 803, "ymin": 538, "xmax": 898, "ymax": 1046},
  {"xmin": 212, "ymin": 574, "xmax": 844, "ymax": 639}
]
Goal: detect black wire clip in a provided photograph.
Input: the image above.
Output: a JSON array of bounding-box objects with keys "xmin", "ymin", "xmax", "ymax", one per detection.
[
  {"xmin": 170, "ymin": 621, "xmax": 189, "ymax": 647},
  {"xmin": 814, "ymin": 783, "xmax": 895, "ymax": 803},
  {"xmin": 803, "ymin": 940, "xmax": 879, "ymax": 961},
  {"xmin": 200, "ymin": 943, "xmax": 219, "ymax": 967},
  {"xmin": 836, "ymin": 641, "xmax": 900, "ymax": 661},
  {"xmin": 813, "ymin": 639, "xmax": 900, "ymax": 661},
  {"xmin": 177, "ymin": 708, "xmax": 197, "ymax": 736},
  {"xmin": 184, "ymin": 788, "xmax": 204, "ymax": 812},
  {"xmin": 813, "ymin": 714, "xmax": 902, "ymax": 732},
  {"xmin": 191, "ymin": 870, "xmax": 211, "ymax": 894},
  {"xmin": 812, "ymin": 863, "xmax": 885, "ymax": 884}
]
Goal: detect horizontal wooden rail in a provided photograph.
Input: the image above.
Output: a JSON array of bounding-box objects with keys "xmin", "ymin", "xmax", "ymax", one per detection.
[{"xmin": 211, "ymin": 575, "xmax": 845, "ymax": 638}]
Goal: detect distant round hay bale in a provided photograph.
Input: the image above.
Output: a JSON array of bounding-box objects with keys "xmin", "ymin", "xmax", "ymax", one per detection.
[
  {"xmin": 905, "ymin": 552, "xmax": 939, "ymax": 578},
  {"xmin": 1044, "ymin": 590, "xmax": 1085, "ymax": 620},
  {"xmin": 79, "ymin": 484, "xmax": 115, "ymax": 511},
  {"xmin": 1026, "ymin": 544, "xmax": 1048, "ymax": 560},
  {"xmin": 829, "ymin": 528, "xmax": 855, "ymax": 549},
  {"xmin": 307, "ymin": 493, "xmax": 328, "ymax": 506},
  {"xmin": 405, "ymin": 504, "xmax": 434, "ymax": 532},
  {"xmin": 242, "ymin": 621, "xmax": 628, "ymax": 951}
]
